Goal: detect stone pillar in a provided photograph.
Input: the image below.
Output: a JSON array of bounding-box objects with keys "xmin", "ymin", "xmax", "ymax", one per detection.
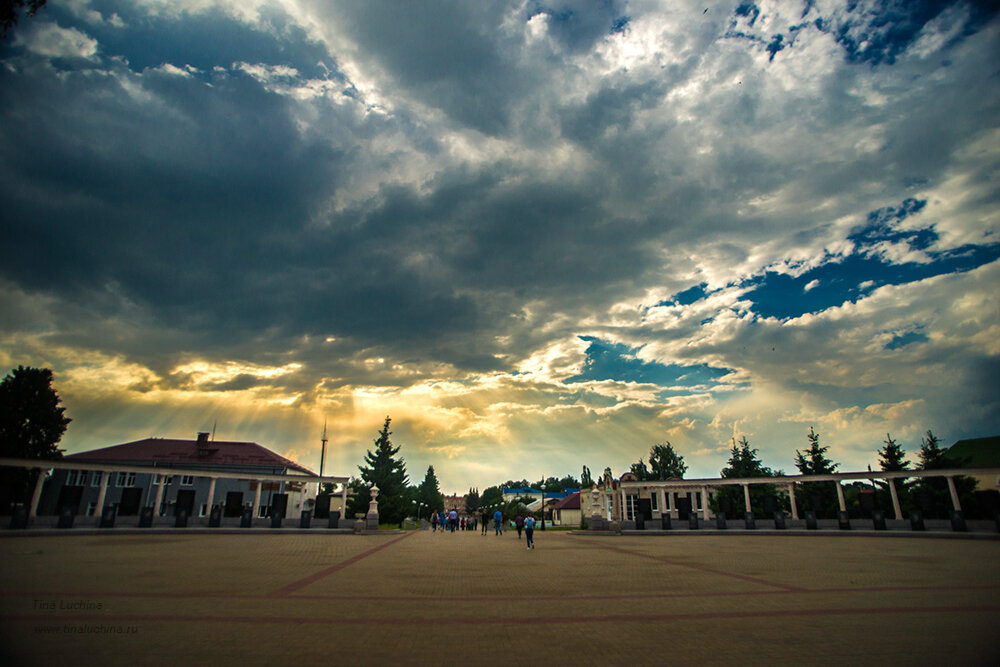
[
  {"xmin": 28, "ymin": 468, "xmax": 48, "ymax": 518},
  {"xmin": 659, "ymin": 488, "xmax": 667, "ymax": 516},
  {"xmin": 94, "ymin": 471, "xmax": 110, "ymax": 519},
  {"xmin": 888, "ymin": 478, "xmax": 902, "ymax": 520},
  {"xmin": 153, "ymin": 475, "xmax": 167, "ymax": 517},
  {"xmin": 743, "ymin": 484, "xmax": 752, "ymax": 515},
  {"xmin": 206, "ymin": 477, "xmax": 217, "ymax": 513},
  {"xmin": 366, "ymin": 484, "xmax": 380, "ymax": 530},
  {"xmin": 666, "ymin": 488, "xmax": 673, "ymax": 516},
  {"xmin": 836, "ymin": 482, "xmax": 846, "ymax": 513},
  {"xmin": 701, "ymin": 486, "xmax": 710, "ymax": 521},
  {"xmin": 620, "ymin": 488, "xmax": 628, "ymax": 521},
  {"xmin": 589, "ymin": 486, "xmax": 601, "ymax": 523},
  {"xmin": 788, "ymin": 483, "xmax": 799, "ymax": 520},
  {"xmin": 252, "ymin": 481, "xmax": 262, "ymax": 518},
  {"xmin": 946, "ymin": 476, "xmax": 962, "ymax": 512}
]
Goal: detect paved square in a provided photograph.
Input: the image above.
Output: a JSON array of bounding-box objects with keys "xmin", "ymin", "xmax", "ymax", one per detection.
[{"xmin": 2, "ymin": 530, "xmax": 999, "ymax": 665}]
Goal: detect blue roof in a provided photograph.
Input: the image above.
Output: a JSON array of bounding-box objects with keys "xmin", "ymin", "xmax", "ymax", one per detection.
[{"xmin": 503, "ymin": 487, "xmax": 543, "ymax": 495}]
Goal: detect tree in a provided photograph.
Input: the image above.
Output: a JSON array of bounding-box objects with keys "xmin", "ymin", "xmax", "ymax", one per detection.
[
  {"xmin": 1, "ymin": 0, "xmax": 46, "ymax": 38},
  {"xmin": 464, "ymin": 487, "xmax": 480, "ymax": 516},
  {"xmin": 629, "ymin": 458, "xmax": 650, "ymax": 481},
  {"xmin": 648, "ymin": 443, "xmax": 687, "ymax": 480},
  {"xmin": 876, "ymin": 433, "xmax": 911, "ymax": 513},
  {"xmin": 793, "ymin": 427, "xmax": 839, "ymax": 517},
  {"xmin": 581, "ymin": 465, "xmax": 593, "ymax": 488},
  {"xmin": 878, "ymin": 434, "xmax": 909, "ymax": 472},
  {"xmin": 350, "ymin": 416, "xmax": 409, "ymax": 525},
  {"xmin": 711, "ymin": 436, "xmax": 780, "ymax": 516},
  {"xmin": 0, "ymin": 366, "xmax": 71, "ymax": 505},
  {"xmin": 913, "ymin": 430, "xmax": 977, "ymax": 518},
  {"xmin": 416, "ymin": 466, "xmax": 444, "ymax": 517},
  {"xmin": 481, "ymin": 485, "xmax": 503, "ymax": 508}
]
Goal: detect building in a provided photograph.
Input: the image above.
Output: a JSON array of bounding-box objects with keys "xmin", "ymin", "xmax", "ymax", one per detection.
[
  {"xmin": 549, "ymin": 491, "xmax": 582, "ymax": 527},
  {"xmin": 35, "ymin": 433, "xmax": 333, "ymax": 521},
  {"xmin": 945, "ymin": 436, "xmax": 1000, "ymax": 492}
]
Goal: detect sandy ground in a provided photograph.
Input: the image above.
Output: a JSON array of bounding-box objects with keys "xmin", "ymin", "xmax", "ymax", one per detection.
[{"xmin": 1, "ymin": 529, "xmax": 999, "ymax": 666}]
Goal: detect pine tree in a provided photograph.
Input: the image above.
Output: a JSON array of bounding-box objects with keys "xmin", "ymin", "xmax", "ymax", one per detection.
[
  {"xmin": 351, "ymin": 416, "xmax": 409, "ymax": 525},
  {"xmin": 878, "ymin": 433, "xmax": 909, "ymax": 471},
  {"xmin": 417, "ymin": 466, "xmax": 444, "ymax": 516},
  {"xmin": 793, "ymin": 427, "xmax": 839, "ymax": 517},
  {"xmin": 581, "ymin": 465, "xmax": 593, "ymax": 488},
  {"xmin": 713, "ymin": 436, "xmax": 779, "ymax": 516}
]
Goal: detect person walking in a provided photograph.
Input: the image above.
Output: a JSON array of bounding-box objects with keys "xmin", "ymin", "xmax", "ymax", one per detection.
[
  {"xmin": 449, "ymin": 508, "xmax": 458, "ymax": 532},
  {"xmin": 431, "ymin": 512, "xmax": 439, "ymax": 532},
  {"xmin": 525, "ymin": 513, "xmax": 535, "ymax": 549},
  {"xmin": 493, "ymin": 508, "xmax": 503, "ymax": 535},
  {"xmin": 515, "ymin": 514, "xmax": 524, "ymax": 540},
  {"xmin": 481, "ymin": 510, "xmax": 490, "ymax": 535}
]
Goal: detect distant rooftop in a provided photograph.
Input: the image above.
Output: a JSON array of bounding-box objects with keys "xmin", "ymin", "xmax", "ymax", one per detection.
[
  {"xmin": 65, "ymin": 433, "xmax": 316, "ymax": 476},
  {"xmin": 946, "ymin": 436, "xmax": 1000, "ymax": 468}
]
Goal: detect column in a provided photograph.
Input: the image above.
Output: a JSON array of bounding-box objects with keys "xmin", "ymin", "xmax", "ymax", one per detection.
[
  {"xmin": 788, "ymin": 483, "xmax": 799, "ymax": 520},
  {"xmin": 28, "ymin": 468, "xmax": 47, "ymax": 518},
  {"xmin": 206, "ymin": 477, "xmax": 217, "ymax": 512},
  {"xmin": 743, "ymin": 484, "xmax": 752, "ymax": 515},
  {"xmin": 252, "ymin": 481, "xmax": 263, "ymax": 518},
  {"xmin": 946, "ymin": 476, "xmax": 962, "ymax": 512},
  {"xmin": 887, "ymin": 478, "xmax": 902, "ymax": 520},
  {"xmin": 666, "ymin": 488, "xmax": 673, "ymax": 517},
  {"xmin": 94, "ymin": 471, "xmax": 110, "ymax": 517},
  {"xmin": 621, "ymin": 488, "xmax": 627, "ymax": 521},
  {"xmin": 659, "ymin": 488, "xmax": 666, "ymax": 516},
  {"xmin": 153, "ymin": 475, "xmax": 166, "ymax": 516},
  {"xmin": 701, "ymin": 485, "xmax": 710, "ymax": 521},
  {"xmin": 835, "ymin": 481, "xmax": 846, "ymax": 513},
  {"xmin": 341, "ymin": 482, "xmax": 348, "ymax": 518}
]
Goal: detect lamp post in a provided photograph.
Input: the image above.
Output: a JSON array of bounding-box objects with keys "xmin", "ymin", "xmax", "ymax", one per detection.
[{"xmin": 540, "ymin": 484, "xmax": 546, "ymax": 531}]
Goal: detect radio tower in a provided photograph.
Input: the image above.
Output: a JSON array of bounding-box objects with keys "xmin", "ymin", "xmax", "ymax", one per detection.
[{"xmin": 319, "ymin": 419, "xmax": 328, "ymax": 479}]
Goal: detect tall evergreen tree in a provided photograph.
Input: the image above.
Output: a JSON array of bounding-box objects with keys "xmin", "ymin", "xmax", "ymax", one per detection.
[
  {"xmin": 629, "ymin": 458, "xmax": 650, "ymax": 481},
  {"xmin": 464, "ymin": 487, "xmax": 480, "ymax": 516},
  {"xmin": 417, "ymin": 466, "xmax": 444, "ymax": 516},
  {"xmin": 349, "ymin": 416, "xmax": 409, "ymax": 524},
  {"xmin": 878, "ymin": 433, "xmax": 909, "ymax": 471},
  {"xmin": 793, "ymin": 427, "xmax": 839, "ymax": 517},
  {"xmin": 581, "ymin": 465, "xmax": 593, "ymax": 488},
  {"xmin": 913, "ymin": 430, "xmax": 977, "ymax": 517},
  {"xmin": 712, "ymin": 436, "xmax": 779, "ymax": 516}
]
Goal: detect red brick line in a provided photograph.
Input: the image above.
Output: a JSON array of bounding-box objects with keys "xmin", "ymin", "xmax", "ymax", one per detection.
[
  {"xmin": 4, "ymin": 583, "xmax": 997, "ymax": 603},
  {"xmin": 590, "ymin": 542, "xmax": 806, "ymax": 592},
  {"xmin": 270, "ymin": 531, "xmax": 414, "ymax": 596},
  {"xmin": 3, "ymin": 605, "xmax": 999, "ymax": 627}
]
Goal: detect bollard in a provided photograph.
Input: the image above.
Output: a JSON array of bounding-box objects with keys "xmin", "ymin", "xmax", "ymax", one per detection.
[
  {"xmin": 773, "ymin": 511, "xmax": 786, "ymax": 530},
  {"xmin": 300, "ymin": 510, "xmax": 312, "ymax": 529},
  {"xmin": 660, "ymin": 514, "xmax": 671, "ymax": 530},
  {"xmin": 99, "ymin": 506, "xmax": 116, "ymax": 529},
  {"xmin": 872, "ymin": 509, "xmax": 886, "ymax": 531},
  {"xmin": 838, "ymin": 511, "xmax": 851, "ymax": 530},
  {"xmin": 950, "ymin": 510, "xmax": 967, "ymax": 532},
  {"xmin": 744, "ymin": 512, "xmax": 755, "ymax": 530},
  {"xmin": 715, "ymin": 513, "xmax": 726, "ymax": 530},
  {"xmin": 328, "ymin": 510, "xmax": 340, "ymax": 529},
  {"xmin": 175, "ymin": 509, "xmax": 188, "ymax": 528},
  {"xmin": 209, "ymin": 504, "xmax": 223, "ymax": 528},
  {"xmin": 139, "ymin": 506, "xmax": 154, "ymax": 528},
  {"xmin": 805, "ymin": 511, "xmax": 818, "ymax": 530},
  {"xmin": 909, "ymin": 509, "xmax": 925, "ymax": 531}
]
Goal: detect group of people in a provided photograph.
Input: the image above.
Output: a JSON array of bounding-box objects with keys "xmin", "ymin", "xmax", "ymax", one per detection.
[{"xmin": 430, "ymin": 509, "xmax": 479, "ymax": 532}]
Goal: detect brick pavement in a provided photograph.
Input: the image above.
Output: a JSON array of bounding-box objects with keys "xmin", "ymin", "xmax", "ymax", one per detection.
[{"xmin": 1, "ymin": 529, "xmax": 999, "ymax": 665}]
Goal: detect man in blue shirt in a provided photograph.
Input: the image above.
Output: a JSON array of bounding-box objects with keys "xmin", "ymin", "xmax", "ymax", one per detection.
[{"xmin": 493, "ymin": 509, "xmax": 503, "ymax": 535}]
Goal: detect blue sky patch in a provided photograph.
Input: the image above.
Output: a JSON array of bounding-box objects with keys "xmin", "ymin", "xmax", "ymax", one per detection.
[
  {"xmin": 885, "ymin": 331, "xmax": 929, "ymax": 350},
  {"xmin": 566, "ymin": 336, "xmax": 733, "ymax": 387}
]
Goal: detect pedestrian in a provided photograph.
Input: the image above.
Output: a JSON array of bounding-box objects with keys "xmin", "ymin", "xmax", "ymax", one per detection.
[
  {"xmin": 494, "ymin": 508, "xmax": 503, "ymax": 535},
  {"xmin": 481, "ymin": 510, "xmax": 489, "ymax": 535},
  {"xmin": 439, "ymin": 511, "xmax": 447, "ymax": 533},
  {"xmin": 525, "ymin": 513, "xmax": 535, "ymax": 549},
  {"xmin": 431, "ymin": 512, "xmax": 439, "ymax": 532},
  {"xmin": 460, "ymin": 516, "xmax": 466, "ymax": 531},
  {"xmin": 515, "ymin": 514, "xmax": 524, "ymax": 539},
  {"xmin": 449, "ymin": 508, "xmax": 458, "ymax": 532}
]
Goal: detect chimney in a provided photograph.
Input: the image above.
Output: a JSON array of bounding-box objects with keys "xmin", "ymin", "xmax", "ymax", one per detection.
[{"xmin": 197, "ymin": 432, "xmax": 210, "ymax": 445}]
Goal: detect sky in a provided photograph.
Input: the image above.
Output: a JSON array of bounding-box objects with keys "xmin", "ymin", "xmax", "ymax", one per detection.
[{"xmin": 1, "ymin": 0, "xmax": 998, "ymax": 494}]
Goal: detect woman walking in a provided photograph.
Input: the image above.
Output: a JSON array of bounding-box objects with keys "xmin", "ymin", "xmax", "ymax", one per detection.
[{"xmin": 524, "ymin": 513, "xmax": 535, "ymax": 549}]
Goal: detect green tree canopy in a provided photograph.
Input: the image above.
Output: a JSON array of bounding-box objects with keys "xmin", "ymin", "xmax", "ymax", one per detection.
[
  {"xmin": 0, "ymin": 365, "xmax": 71, "ymax": 503},
  {"xmin": 918, "ymin": 430, "xmax": 947, "ymax": 470},
  {"xmin": 464, "ymin": 487, "xmax": 480, "ymax": 515},
  {"xmin": 416, "ymin": 465, "xmax": 444, "ymax": 516},
  {"xmin": 721, "ymin": 436, "xmax": 774, "ymax": 478},
  {"xmin": 648, "ymin": 442, "xmax": 687, "ymax": 480},
  {"xmin": 581, "ymin": 465, "xmax": 593, "ymax": 488},
  {"xmin": 350, "ymin": 416, "xmax": 409, "ymax": 524},
  {"xmin": 878, "ymin": 433, "xmax": 909, "ymax": 472},
  {"xmin": 794, "ymin": 427, "xmax": 838, "ymax": 475},
  {"xmin": 481, "ymin": 485, "xmax": 503, "ymax": 508}
]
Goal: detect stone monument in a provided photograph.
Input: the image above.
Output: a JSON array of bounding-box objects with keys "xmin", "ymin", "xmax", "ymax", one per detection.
[{"xmin": 365, "ymin": 484, "xmax": 380, "ymax": 530}]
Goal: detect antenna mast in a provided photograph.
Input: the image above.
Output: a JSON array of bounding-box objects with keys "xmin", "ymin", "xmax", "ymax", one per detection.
[{"xmin": 319, "ymin": 419, "xmax": 328, "ymax": 479}]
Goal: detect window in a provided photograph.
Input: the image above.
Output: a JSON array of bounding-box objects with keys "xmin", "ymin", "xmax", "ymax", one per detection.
[
  {"xmin": 67, "ymin": 470, "xmax": 86, "ymax": 486},
  {"xmin": 91, "ymin": 472, "xmax": 103, "ymax": 487},
  {"xmin": 258, "ymin": 505, "xmax": 269, "ymax": 518},
  {"xmin": 87, "ymin": 502, "xmax": 97, "ymax": 516},
  {"xmin": 153, "ymin": 474, "xmax": 173, "ymax": 485},
  {"xmin": 199, "ymin": 504, "xmax": 208, "ymax": 517},
  {"xmin": 117, "ymin": 472, "xmax": 136, "ymax": 487},
  {"xmin": 650, "ymin": 492, "xmax": 659, "ymax": 512},
  {"xmin": 625, "ymin": 495, "xmax": 638, "ymax": 520},
  {"xmin": 181, "ymin": 475, "xmax": 195, "ymax": 486}
]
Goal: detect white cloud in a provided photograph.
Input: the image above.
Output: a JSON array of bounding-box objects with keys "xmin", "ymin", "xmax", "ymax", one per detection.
[{"xmin": 16, "ymin": 22, "xmax": 98, "ymax": 60}]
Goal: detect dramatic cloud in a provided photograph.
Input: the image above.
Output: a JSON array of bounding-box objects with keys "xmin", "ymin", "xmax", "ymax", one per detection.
[{"xmin": 1, "ymin": 0, "xmax": 998, "ymax": 491}]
